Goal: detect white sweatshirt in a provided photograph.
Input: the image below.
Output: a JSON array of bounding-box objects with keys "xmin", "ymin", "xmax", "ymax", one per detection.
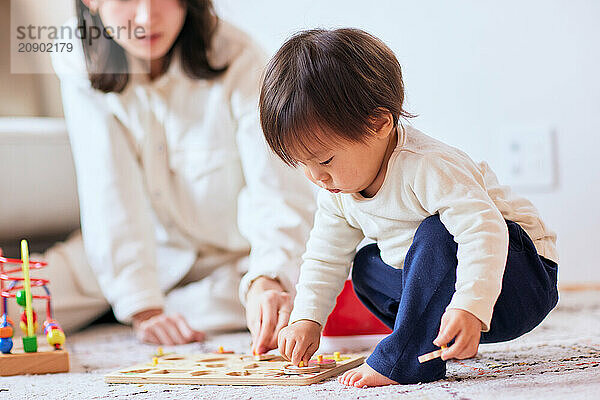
[
  {"xmin": 289, "ymin": 124, "xmax": 558, "ymax": 331},
  {"xmin": 51, "ymin": 19, "xmax": 315, "ymax": 323}
]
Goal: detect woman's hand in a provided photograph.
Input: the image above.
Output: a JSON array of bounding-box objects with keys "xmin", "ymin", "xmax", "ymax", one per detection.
[
  {"xmin": 433, "ymin": 308, "xmax": 482, "ymax": 360},
  {"xmin": 245, "ymin": 276, "xmax": 292, "ymax": 355},
  {"xmin": 132, "ymin": 308, "xmax": 205, "ymax": 345},
  {"xmin": 278, "ymin": 319, "xmax": 322, "ymax": 365}
]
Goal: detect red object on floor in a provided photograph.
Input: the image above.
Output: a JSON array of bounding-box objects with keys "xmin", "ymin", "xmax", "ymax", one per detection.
[{"xmin": 322, "ymin": 279, "xmax": 392, "ymax": 336}]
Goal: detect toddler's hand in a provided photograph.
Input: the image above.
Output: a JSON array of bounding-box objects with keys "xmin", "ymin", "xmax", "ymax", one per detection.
[
  {"xmin": 278, "ymin": 319, "xmax": 321, "ymax": 365},
  {"xmin": 132, "ymin": 308, "xmax": 205, "ymax": 345},
  {"xmin": 433, "ymin": 308, "xmax": 481, "ymax": 360}
]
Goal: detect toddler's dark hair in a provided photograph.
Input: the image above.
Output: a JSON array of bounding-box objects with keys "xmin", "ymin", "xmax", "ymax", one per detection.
[{"xmin": 259, "ymin": 28, "xmax": 413, "ymax": 166}]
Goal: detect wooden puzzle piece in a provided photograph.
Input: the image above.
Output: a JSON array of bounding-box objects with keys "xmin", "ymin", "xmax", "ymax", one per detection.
[
  {"xmin": 418, "ymin": 345, "xmax": 447, "ymax": 363},
  {"xmin": 215, "ymin": 346, "xmax": 234, "ymax": 354},
  {"xmin": 333, "ymin": 351, "xmax": 350, "ymax": 361},
  {"xmin": 308, "ymin": 355, "xmax": 336, "ymax": 369},
  {"xmin": 282, "ymin": 364, "xmax": 320, "ymax": 374},
  {"xmin": 253, "ymin": 350, "xmax": 277, "ymax": 361}
]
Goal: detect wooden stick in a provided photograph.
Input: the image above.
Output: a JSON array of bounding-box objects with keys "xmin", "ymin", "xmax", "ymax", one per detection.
[{"xmin": 418, "ymin": 345, "xmax": 447, "ymax": 363}]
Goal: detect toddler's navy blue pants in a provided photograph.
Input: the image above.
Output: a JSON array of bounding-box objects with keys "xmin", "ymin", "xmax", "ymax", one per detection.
[{"xmin": 352, "ymin": 215, "xmax": 558, "ymax": 384}]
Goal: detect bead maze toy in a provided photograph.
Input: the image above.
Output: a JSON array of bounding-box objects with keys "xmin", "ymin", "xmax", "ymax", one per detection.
[
  {"xmin": 105, "ymin": 349, "xmax": 365, "ymax": 386},
  {"xmin": 0, "ymin": 240, "xmax": 69, "ymax": 376}
]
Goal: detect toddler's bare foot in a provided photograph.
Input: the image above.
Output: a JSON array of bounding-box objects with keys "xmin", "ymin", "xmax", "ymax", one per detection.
[{"xmin": 337, "ymin": 363, "xmax": 397, "ymax": 388}]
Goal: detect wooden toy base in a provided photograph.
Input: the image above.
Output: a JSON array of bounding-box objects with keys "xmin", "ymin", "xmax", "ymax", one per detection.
[
  {"xmin": 105, "ymin": 352, "xmax": 365, "ymax": 386},
  {"xmin": 0, "ymin": 340, "xmax": 69, "ymax": 376}
]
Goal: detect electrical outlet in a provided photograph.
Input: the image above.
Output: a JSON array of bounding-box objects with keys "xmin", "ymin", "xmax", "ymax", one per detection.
[{"xmin": 490, "ymin": 128, "xmax": 557, "ymax": 191}]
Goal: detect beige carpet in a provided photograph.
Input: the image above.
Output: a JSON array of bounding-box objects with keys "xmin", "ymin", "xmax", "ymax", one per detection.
[{"xmin": 2, "ymin": 290, "xmax": 599, "ymax": 399}]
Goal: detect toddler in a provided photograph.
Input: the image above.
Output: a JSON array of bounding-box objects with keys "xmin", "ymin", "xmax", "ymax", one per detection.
[{"xmin": 259, "ymin": 28, "xmax": 558, "ymax": 387}]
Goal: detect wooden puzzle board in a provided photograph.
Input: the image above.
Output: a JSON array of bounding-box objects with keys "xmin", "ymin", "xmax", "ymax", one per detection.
[{"xmin": 105, "ymin": 353, "xmax": 365, "ymax": 386}]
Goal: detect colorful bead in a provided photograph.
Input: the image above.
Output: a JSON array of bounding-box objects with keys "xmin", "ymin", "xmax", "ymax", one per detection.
[
  {"xmin": 15, "ymin": 289, "xmax": 27, "ymax": 307},
  {"xmin": 0, "ymin": 325, "xmax": 13, "ymax": 339},
  {"xmin": 22, "ymin": 335, "xmax": 38, "ymax": 353},
  {"xmin": 0, "ymin": 337, "xmax": 13, "ymax": 354}
]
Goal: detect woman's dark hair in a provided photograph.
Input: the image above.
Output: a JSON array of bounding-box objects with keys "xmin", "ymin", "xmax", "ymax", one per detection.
[
  {"xmin": 75, "ymin": 0, "xmax": 226, "ymax": 93},
  {"xmin": 259, "ymin": 28, "xmax": 414, "ymax": 166}
]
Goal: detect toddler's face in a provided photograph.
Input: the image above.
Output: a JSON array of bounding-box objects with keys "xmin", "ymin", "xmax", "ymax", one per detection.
[{"xmin": 293, "ymin": 129, "xmax": 393, "ymax": 197}]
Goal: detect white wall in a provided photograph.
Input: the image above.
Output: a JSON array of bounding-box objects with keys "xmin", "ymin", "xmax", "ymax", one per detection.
[{"xmin": 215, "ymin": 0, "xmax": 600, "ymax": 283}]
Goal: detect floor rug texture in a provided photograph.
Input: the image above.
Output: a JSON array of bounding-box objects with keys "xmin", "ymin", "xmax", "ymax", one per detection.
[{"xmin": 1, "ymin": 290, "xmax": 599, "ymax": 399}]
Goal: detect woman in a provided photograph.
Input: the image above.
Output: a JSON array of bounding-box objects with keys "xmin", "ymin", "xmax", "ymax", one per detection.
[{"xmin": 46, "ymin": 0, "xmax": 314, "ymax": 352}]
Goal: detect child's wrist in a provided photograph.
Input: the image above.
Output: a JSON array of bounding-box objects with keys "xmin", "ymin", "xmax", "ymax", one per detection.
[{"xmin": 291, "ymin": 319, "xmax": 322, "ymax": 330}]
